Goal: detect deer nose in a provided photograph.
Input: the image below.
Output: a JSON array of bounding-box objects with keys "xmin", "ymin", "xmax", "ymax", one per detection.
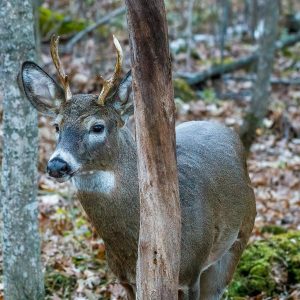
[{"xmin": 47, "ymin": 158, "xmax": 71, "ymax": 178}]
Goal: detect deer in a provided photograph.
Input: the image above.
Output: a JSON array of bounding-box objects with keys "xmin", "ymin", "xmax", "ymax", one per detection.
[{"xmin": 19, "ymin": 35, "xmax": 256, "ymax": 300}]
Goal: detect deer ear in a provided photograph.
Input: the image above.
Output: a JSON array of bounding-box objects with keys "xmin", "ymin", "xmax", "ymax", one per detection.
[
  {"xmin": 19, "ymin": 61, "xmax": 65, "ymax": 116},
  {"xmin": 111, "ymin": 71, "xmax": 133, "ymax": 123}
]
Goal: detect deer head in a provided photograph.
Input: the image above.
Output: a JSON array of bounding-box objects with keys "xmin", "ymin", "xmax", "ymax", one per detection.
[{"xmin": 20, "ymin": 35, "xmax": 133, "ymax": 182}]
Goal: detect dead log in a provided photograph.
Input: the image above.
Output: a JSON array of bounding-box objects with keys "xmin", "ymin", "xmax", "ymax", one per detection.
[
  {"xmin": 177, "ymin": 31, "xmax": 300, "ymax": 85},
  {"xmin": 224, "ymin": 75, "xmax": 300, "ymax": 85}
]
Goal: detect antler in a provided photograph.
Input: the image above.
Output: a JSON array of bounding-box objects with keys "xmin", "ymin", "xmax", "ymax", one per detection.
[
  {"xmin": 50, "ymin": 35, "xmax": 72, "ymax": 102},
  {"xmin": 97, "ymin": 35, "xmax": 123, "ymax": 106}
]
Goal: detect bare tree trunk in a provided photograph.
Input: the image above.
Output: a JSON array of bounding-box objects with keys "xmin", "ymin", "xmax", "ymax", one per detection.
[
  {"xmin": 125, "ymin": 1, "xmax": 181, "ymax": 299},
  {"xmin": 245, "ymin": 0, "xmax": 259, "ymax": 40},
  {"xmin": 216, "ymin": 0, "xmax": 231, "ymax": 95},
  {"xmin": 240, "ymin": 0, "xmax": 280, "ymax": 150},
  {"xmin": 217, "ymin": 0, "xmax": 231, "ymax": 63},
  {"xmin": 0, "ymin": 1, "xmax": 44, "ymax": 299},
  {"xmin": 185, "ymin": 0, "xmax": 196, "ymax": 70}
]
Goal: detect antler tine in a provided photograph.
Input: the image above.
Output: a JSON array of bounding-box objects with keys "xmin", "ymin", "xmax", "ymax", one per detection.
[
  {"xmin": 50, "ymin": 35, "xmax": 72, "ymax": 102},
  {"xmin": 97, "ymin": 35, "xmax": 123, "ymax": 106}
]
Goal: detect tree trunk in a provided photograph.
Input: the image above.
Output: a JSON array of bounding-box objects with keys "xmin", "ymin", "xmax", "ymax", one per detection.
[
  {"xmin": 217, "ymin": 0, "xmax": 231, "ymax": 63},
  {"xmin": 125, "ymin": 1, "xmax": 181, "ymax": 299},
  {"xmin": 240, "ymin": 0, "xmax": 280, "ymax": 150},
  {"xmin": 185, "ymin": 0, "xmax": 196, "ymax": 70},
  {"xmin": 245, "ymin": 0, "xmax": 259, "ymax": 40},
  {"xmin": 0, "ymin": 1, "xmax": 44, "ymax": 299}
]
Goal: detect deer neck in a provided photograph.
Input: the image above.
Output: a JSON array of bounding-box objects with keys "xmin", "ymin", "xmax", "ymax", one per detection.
[
  {"xmin": 72, "ymin": 127, "xmax": 139, "ymax": 249},
  {"xmin": 73, "ymin": 127, "xmax": 138, "ymax": 193}
]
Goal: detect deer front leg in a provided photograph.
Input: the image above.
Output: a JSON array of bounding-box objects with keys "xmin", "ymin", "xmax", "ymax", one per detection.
[
  {"xmin": 188, "ymin": 280, "xmax": 200, "ymax": 300},
  {"xmin": 178, "ymin": 278, "xmax": 200, "ymax": 300},
  {"xmin": 121, "ymin": 283, "xmax": 136, "ymax": 300}
]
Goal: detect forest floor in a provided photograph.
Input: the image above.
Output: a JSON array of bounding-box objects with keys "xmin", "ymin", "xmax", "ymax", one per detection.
[
  {"xmin": 11, "ymin": 42, "xmax": 300, "ymax": 298},
  {"xmin": 0, "ymin": 1, "xmax": 300, "ymax": 298},
  {"xmin": 33, "ymin": 81, "xmax": 300, "ymax": 299}
]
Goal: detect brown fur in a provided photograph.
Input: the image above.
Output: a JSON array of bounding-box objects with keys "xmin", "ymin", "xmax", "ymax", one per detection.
[{"xmin": 20, "ymin": 62, "xmax": 256, "ymax": 299}]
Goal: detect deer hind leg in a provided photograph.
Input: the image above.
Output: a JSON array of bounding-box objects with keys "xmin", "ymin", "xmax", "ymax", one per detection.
[{"xmin": 199, "ymin": 225, "xmax": 253, "ymax": 300}]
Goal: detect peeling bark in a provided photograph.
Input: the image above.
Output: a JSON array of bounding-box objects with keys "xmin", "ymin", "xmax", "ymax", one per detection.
[
  {"xmin": 0, "ymin": 1, "xmax": 44, "ymax": 299},
  {"xmin": 125, "ymin": 1, "xmax": 181, "ymax": 299}
]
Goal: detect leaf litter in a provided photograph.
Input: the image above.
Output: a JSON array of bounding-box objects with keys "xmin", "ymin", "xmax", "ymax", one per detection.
[{"xmin": 0, "ymin": 5, "xmax": 300, "ymax": 297}]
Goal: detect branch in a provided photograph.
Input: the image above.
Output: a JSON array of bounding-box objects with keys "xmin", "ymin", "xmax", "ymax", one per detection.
[
  {"xmin": 64, "ymin": 6, "xmax": 126, "ymax": 52},
  {"xmin": 224, "ymin": 75, "xmax": 300, "ymax": 85},
  {"xmin": 177, "ymin": 31, "xmax": 300, "ymax": 85}
]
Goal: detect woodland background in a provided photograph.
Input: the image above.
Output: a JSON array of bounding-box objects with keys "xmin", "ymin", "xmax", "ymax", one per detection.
[{"xmin": 1, "ymin": 0, "xmax": 300, "ymax": 299}]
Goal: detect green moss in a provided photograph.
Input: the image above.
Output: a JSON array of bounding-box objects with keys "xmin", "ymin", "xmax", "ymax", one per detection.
[
  {"xmin": 261, "ymin": 225, "xmax": 288, "ymax": 235},
  {"xmin": 289, "ymin": 254, "xmax": 300, "ymax": 282},
  {"xmin": 173, "ymin": 78, "xmax": 196, "ymax": 102},
  {"xmin": 211, "ymin": 56, "xmax": 234, "ymax": 66},
  {"xmin": 250, "ymin": 262, "xmax": 271, "ymax": 277},
  {"xmin": 201, "ymin": 88, "xmax": 218, "ymax": 104},
  {"xmin": 227, "ymin": 231, "xmax": 300, "ymax": 298},
  {"xmin": 39, "ymin": 7, "xmax": 91, "ymax": 38}
]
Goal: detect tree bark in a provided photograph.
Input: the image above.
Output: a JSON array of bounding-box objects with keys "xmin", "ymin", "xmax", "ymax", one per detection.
[
  {"xmin": 245, "ymin": 0, "xmax": 258, "ymax": 40},
  {"xmin": 125, "ymin": 1, "xmax": 181, "ymax": 299},
  {"xmin": 217, "ymin": 0, "xmax": 231, "ymax": 63},
  {"xmin": 240, "ymin": 0, "xmax": 280, "ymax": 150},
  {"xmin": 185, "ymin": 0, "xmax": 196, "ymax": 70},
  {"xmin": 0, "ymin": 1, "xmax": 44, "ymax": 299}
]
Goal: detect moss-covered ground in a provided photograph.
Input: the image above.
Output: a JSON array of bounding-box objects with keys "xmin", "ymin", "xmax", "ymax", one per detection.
[{"xmin": 226, "ymin": 231, "xmax": 300, "ymax": 298}]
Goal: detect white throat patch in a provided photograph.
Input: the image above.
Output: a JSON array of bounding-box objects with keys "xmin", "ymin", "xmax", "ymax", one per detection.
[{"xmin": 73, "ymin": 171, "xmax": 115, "ymax": 195}]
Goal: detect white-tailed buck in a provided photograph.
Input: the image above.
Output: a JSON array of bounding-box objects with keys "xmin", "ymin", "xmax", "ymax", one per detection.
[{"xmin": 20, "ymin": 35, "xmax": 256, "ymax": 299}]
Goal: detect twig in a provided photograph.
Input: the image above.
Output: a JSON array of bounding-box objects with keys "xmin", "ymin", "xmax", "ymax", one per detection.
[
  {"xmin": 177, "ymin": 31, "xmax": 300, "ymax": 85},
  {"xmin": 64, "ymin": 6, "xmax": 126, "ymax": 52}
]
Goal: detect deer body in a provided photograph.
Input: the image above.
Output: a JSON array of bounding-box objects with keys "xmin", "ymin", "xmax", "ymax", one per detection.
[
  {"xmin": 20, "ymin": 37, "xmax": 256, "ymax": 299},
  {"xmin": 71, "ymin": 117, "xmax": 255, "ymax": 298}
]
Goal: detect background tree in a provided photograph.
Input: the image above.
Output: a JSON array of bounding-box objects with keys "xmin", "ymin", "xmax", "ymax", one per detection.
[
  {"xmin": 240, "ymin": 0, "xmax": 280, "ymax": 150},
  {"xmin": 125, "ymin": 0, "xmax": 181, "ymax": 299},
  {"xmin": 245, "ymin": 0, "xmax": 258, "ymax": 40},
  {"xmin": 185, "ymin": 0, "xmax": 196, "ymax": 70},
  {"xmin": 0, "ymin": 1, "xmax": 44, "ymax": 299}
]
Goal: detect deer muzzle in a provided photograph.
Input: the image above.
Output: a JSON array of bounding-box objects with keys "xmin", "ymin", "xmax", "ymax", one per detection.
[{"xmin": 47, "ymin": 157, "xmax": 71, "ymax": 179}]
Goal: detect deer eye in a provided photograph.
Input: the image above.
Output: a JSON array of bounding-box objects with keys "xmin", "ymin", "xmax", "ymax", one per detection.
[
  {"xmin": 91, "ymin": 124, "xmax": 105, "ymax": 133},
  {"xmin": 54, "ymin": 124, "xmax": 59, "ymax": 133}
]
